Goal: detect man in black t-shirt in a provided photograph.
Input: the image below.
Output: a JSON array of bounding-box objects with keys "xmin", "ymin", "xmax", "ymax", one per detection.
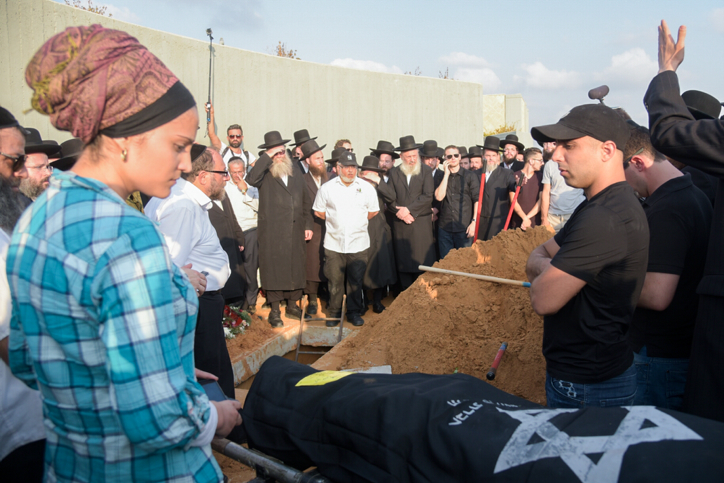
[
  {"xmin": 526, "ymin": 104, "xmax": 649, "ymax": 409},
  {"xmin": 622, "ymin": 127, "xmax": 712, "ymax": 410}
]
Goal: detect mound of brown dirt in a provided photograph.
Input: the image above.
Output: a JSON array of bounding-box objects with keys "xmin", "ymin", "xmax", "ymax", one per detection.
[{"xmin": 314, "ymin": 226, "xmax": 554, "ymax": 405}]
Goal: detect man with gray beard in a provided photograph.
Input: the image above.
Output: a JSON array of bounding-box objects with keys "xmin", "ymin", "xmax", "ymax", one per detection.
[
  {"xmin": 387, "ymin": 135, "xmax": 435, "ymax": 290},
  {"xmin": 247, "ymin": 131, "xmax": 313, "ymax": 328}
]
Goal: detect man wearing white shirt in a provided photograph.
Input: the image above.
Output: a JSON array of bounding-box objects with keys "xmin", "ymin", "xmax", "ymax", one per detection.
[
  {"xmin": 205, "ymin": 102, "xmax": 256, "ymax": 169},
  {"xmin": 226, "ymin": 156, "xmax": 261, "ymax": 313},
  {"xmin": 145, "ymin": 145, "xmax": 235, "ymax": 399},
  {"xmin": 313, "ymin": 152, "xmax": 379, "ymax": 327}
]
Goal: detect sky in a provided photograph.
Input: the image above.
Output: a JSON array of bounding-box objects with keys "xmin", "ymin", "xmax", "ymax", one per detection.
[{"xmin": 55, "ymin": 0, "xmax": 724, "ymax": 131}]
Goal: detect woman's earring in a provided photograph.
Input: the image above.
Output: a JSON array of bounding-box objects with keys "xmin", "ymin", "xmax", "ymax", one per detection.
[{"xmin": 121, "ymin": 149, "xmax": 128, "ymax": 162}]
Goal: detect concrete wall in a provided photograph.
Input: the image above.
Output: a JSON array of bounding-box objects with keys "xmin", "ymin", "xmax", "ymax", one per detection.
[
  {"xmin": 1, "ymin": 0, "xmax": 494, "ymax": 155},
  {"xmin": 483, "ymin": 94, "xmax": 533, "ymax": 149}
]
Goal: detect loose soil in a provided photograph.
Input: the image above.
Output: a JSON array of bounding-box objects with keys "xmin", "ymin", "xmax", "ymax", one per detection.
[
  {"xmin": 314, "ymin": 226, "xmax": 554, "ymax": 405},
  {"xmin": 226, "ymin": 313, "xmax": 275, "ymax": 361}
]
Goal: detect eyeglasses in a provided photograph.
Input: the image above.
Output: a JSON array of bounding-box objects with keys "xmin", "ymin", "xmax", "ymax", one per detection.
[
  {"xmin": 623, "ymin": 148, "xmax": 644, "ymax": 169},
  {"xmin": 0, "ymin": 152, "xmax": 27, "ymax": 172},
  {"xmin": 205, "ymin": 170, "xmax": 230, "ymax": 178},
  {"xmin": 26, "ymin": 164, "xmax": 53, "ymax": 173},
  {"xmin": 445, "ymin": 154, "xmax": 461, "ymax": 159},
  {"xmin": 228, "ymin": 134, "xmax": 242, "ymax": 139}
]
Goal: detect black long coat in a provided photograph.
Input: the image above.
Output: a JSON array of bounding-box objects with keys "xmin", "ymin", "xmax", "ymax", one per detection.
[
  {"xmin": 246, "ymin": 153, "xmax": 313, "ymax": 290},
  {"xmin": 208, "ymin": 196, "xmax": 246, "ymax": 302},
  {"xmin": 645, "ymin": 70, "xmax": 724, "ymax": 422},
  {"xmin": 304, "ymin": 172, "xmax": 326, "ymax": 282},
  {"xmin": 362, "ymin": 177, "xmax": 397, "ymax": 289},
  {"xmin": 387, "ymin": 164, "xmax": 436, "ymax": 272},
  {"xmin": 475, "ymin": 166, "xmax": 516, "ymax": 241}
]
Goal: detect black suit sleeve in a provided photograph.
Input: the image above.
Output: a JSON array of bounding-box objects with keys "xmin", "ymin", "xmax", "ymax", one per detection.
[
  {"xmin": 246, "ymin": 153, "xmax": 273, "ymax": 188},
  {"xmin": 408, "ymin": 170, "xmax": 434, "ymax": 218},
  {"xmin": 645, "ymin": 71, "xmax": 724, "ymax": 178},
  {"xmin": 376, "ymin": 177, "xmax": 396, "ymax": 204}
]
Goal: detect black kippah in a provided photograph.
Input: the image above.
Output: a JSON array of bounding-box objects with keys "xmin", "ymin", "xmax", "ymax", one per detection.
[
  {"xmin": 191, "ymin": 143, "xmax": 207, "ymax": 162},
  {"xmin": 100, "ymin": 81, "xmax": 196, "ymax": 139}
]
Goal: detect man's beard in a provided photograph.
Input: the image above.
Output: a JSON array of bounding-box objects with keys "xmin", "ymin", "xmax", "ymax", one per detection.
[
  {"xmin": 19, "ymin": 176, "xmax": 48, "ymax": 201},
  {"xmin": 503, "ymin": 153, "xmax": 516, "ymax": 164},
  {"xmin": 340, "ymin": 171, "xmax": 357, "ymax": 184},
  {"xmin": 209, "ymin": 180, "xmax": 226, "ymax": 201},
  {"xmin": 308, "ymin": 163, "xmax": 328, "ymax": 181},
  {"xmin": 543, "ymin": 150, "xmax": 553, "ymax": 162},
  {"xmin": 229, "ymin": 139, "xmax": 242, "ymax": 149},
  {"xmin": 399, "ymin": 160, "xmax": 421, "ymax": 177},
  {"xmin": 0, "ymin": 175, "xmax": 27, "ymax": 234},
  {"xmin": 269, "ymin": 153, "xmax": 294, "ymax": 179}
]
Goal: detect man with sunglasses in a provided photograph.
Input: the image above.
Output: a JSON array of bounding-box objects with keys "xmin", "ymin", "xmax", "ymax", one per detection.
[
  {"xmin": 0, "ymin": 109, "xmax": 29, "ymax": 191},
  {"xmin": 434, "ymin": 145, "xmax": 480, "ymax": 258},
  {"xmin": 145, "ymin": 145, "xmax": 236, "ymax": 403},
  {"xmin": 205, "ymin": 102, "xmax": 256, "ymax": 170}
]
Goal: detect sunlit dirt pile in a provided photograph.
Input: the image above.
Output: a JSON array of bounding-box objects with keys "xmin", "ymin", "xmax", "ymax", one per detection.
[{"xmin": 314, "ymin": 226, "xmax": 554, "ymax": 405}]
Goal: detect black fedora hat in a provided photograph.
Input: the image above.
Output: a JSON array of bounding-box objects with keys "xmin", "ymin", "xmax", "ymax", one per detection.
[
  {"xmin": 395, "ymin": 135, "xmax": 422, "ymax": 152},
  {"xmin": 370, "ymin": 140, "xmax": 399, "ymax": 159},
  {"xmin": 464, "ymin": 146, "xmax": 484, "ymax": 159},
  {"xmin": 457, "ymin": 146, "xmax": 468, "ymax": 158},
  {"xmin": 326, "ymin": 147, "xmax": 348, "ymax": 165},
  {"xmin": 300, "ymin": 139, "xmax": 327, "ymax": 160},
  {"xmin": 682, "ymin": 90, "xmax": 721, "ymax": 120},
  {"xmin": 420, "ymin": 140, "xmax": 438, "ymax": 157},
  {"xmin": 478, "ymin": 136, "xmax": 502, "ymax": 152},
  {"xmin": 436, "ymin": 147, "xmax": 445, "ymax": 159},
  {"xmin": 24, "ymin": 128, "xmax": 60, "ymax": 156},
  {"xmin": 50, "ymin": 138, "xmax": 84, "ymax": 171},
  {"xmin": 258, "ymin": 131, "xmax": 290, "ymax": 149},
  {"xmin": 291, "ymin": 129, "xmax": 318, "ymax": 147},
  {"xmin": 499, "ymin": 134, "xmax": 524, "ymax": 152},
  {"xmin": 360, "ymin": 155, "xmax": 385, "ymax": 172}
]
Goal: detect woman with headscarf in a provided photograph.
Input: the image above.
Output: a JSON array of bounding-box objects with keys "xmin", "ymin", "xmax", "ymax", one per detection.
[{"xmin": 7, "ymin": 25, "xmax": 241, "ymax": 482}]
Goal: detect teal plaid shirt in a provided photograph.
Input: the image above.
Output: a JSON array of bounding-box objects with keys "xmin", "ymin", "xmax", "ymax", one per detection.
[{"xmin": 7, "ymin": 172, "xmax": 222, "ymax": 482}]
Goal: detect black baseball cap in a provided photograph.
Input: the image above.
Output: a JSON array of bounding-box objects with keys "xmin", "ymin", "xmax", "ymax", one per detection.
[
  {"xmin": 337, "ymin": 151, "xmax": 358, "ymax": 167},
  {"xmin": 531, "ymin": 104, "xmax": 631, "ymax": 151}
]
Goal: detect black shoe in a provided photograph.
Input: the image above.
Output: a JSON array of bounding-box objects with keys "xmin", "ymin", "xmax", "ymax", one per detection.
[
  {"xmin": 373, "ymin": 302, "xmax": 385, "ymax": 314},
  {"xmin": 285, "ymin": 304, "xmax": 302, "ymax": 320},
  {"xmin": 307, "ymin": 301, "xmax": 318, "ymax": 315},
  {"xmin": 268, "ymin": 309, "xmax": 284, "ymax": 328},
  {"xmin": 360, "ymin": 304, "xmax": 368, "ymax": 316},
  {"xmin": 348, "ymin": 314, "xmax": 364, "ymax": 327},
  {"xmin": 326, "ymin": 313, "xmax": 341, "ymax": 327},
  {"xmin": 247, "ymin": 305, "xmax": 257, "ymax": 315}
]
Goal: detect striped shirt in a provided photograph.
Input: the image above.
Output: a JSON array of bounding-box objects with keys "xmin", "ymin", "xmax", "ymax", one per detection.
[{"xmin": 7, "ymin": 171, "xmax": 222, "ymax": 482}]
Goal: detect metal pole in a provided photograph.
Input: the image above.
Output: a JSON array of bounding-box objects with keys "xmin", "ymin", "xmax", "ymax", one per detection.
[{"xmin": 206, "ymin": 28, "xmax": 213, "ymax": 123}]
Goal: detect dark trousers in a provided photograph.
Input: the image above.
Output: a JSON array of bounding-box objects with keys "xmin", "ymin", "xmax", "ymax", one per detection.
[
  {"xmin": 438, "ymin": 228, "xmax": 472, "ymax": 259},
  {"xmin": 324, "ymin": 248, "xmax": 367, "ymax": 316},
  {"xmin": 266, "ymin": 289, "xmax": 303, "ymax": 303},
  {"xmin": 399, "ymin": 271, "xmax": 421, "ymax": 291},
  {"xmin": 0, "ymin": 439, "xmax": 45, "ymax": 482},
  {"xmin": 195, "ymin": 291, "xmax": 235, "ymax": 398},
  {"xmin": 242, "ymin": 228, "xmax": 259, "ymax": 309}
]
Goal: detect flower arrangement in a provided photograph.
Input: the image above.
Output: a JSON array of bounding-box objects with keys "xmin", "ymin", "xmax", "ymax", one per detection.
[{"xmin": 222, "ymin": 305, "xmax": 252, "ymax": 339}]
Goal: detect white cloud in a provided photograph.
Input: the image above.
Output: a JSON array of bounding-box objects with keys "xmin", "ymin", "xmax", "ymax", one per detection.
[
  {"xmin": 712, "ymin": 8, "xmax": 724, "ymax": 34},
  {"xmin": 438, "ymin": 52, "xmax": 501, "ymax": 91},
  {"xmin": 439, "ymin": 52, "xmax": 491, "ymax": 69},
  {"xmin": 454, "ymin": 67, "xmax": 502, "ymax": 92},
  {"xmin": 595, "ymin": 48, "xmax": 658, "ymax": 87},
  {"xmin": 517, "ymin": 62, "xmax": 583, "ymax": 90},
  {"xmin": 105, "ymin": 4, "xmax": 141, "ymax": 24},
  {"xmin": 330, "ymin": 58, "xmax": 403, "ymax": 75}
]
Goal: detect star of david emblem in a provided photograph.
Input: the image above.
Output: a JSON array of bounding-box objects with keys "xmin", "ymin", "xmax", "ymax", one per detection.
[{"xmin": 494, "ymin": 406, "xmax": 702, "ymax": 483}]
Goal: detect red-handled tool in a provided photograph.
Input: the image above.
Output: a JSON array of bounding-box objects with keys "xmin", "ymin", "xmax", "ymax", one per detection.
[
  {"xmin": 486, "ymin": 342, "xmax": 508, "ymax": 380},
  {"xmin": 503, "ymin": 175, "xmax": 525, "ymax": 231},
  {"xmin": 472, "ymin": 161, "xmax": 487, "ymax": 243}
]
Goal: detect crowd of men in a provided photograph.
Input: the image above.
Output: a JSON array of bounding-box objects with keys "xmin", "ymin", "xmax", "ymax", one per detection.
[{"xmin": 2, "ymin": 18, "xmax": 724, "ymax": 481}]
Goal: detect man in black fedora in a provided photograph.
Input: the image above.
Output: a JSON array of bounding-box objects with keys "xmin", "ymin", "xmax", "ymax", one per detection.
[
  {"xmin": 19, "ymin": 128, "xmax": 60, "ymax": 201},
  {"xmin": 370, "ymin": 141, "xmax": 398, "ymax": 182},
  {"xmin": 359, "ymin": 155, "xmax": 397, "ymax": 313},
  {"xmin": 466, "ymin": 146, "xmax": 484, "ymax": 171},
  {"xmin": 291, "ymin": 129, "xmax": 318, "ymax": 174},
  {"xmin": 299, "ymin": 139, "xmax": 328, "ymax": 316},
  {"xmin": 459, "ymin": 146, "xmax": 471, "ymax": 170},
  {"xmin": 246, "ymin": 131, "xmax": 314, "ymax": 327},
  {"xmin": 475, "ymin": 135, "xmax": 517, "ymax": 241},
  {"xmin": 643, "ymin": 20, "xmax": 724, "ymax": 421},
  {"xmin": 387, "ymin": 135, "xmax": 435, "ymax": 290},
  {"xmin": 500, "ymin": 134, "xmax": 525, "ymax": 171}
]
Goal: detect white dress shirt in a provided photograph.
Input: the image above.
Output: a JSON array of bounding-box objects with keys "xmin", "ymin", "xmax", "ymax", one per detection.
[
  {"xmin": 312, "ymin": 176, "xmax": 378, "ymax": 254},
  {"xmin": 225, "ymin": 179, "xmax": 259, "ymax": 231},
  {"xmin": 145, "ymin": 178, "xmax": 230, "ymax": 291},
  {"xmin": 0, "ymin": 230, "xmax": 46, "ymax": 460}
]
